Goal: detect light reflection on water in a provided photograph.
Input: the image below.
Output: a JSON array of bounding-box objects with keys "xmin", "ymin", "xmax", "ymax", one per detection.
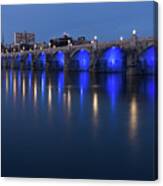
[
  {"xmin": 2, "ymin": 70, "xmax": 156, "ymax": 179},
  {"xmin": 129, "ymin": 96, "xmax": 138, "ymax": 140}
]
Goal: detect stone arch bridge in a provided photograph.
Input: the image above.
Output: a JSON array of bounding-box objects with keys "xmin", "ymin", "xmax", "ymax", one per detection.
[{"xmin": 1, "ymin": 35, "xmax": 157, "ymax": 75}]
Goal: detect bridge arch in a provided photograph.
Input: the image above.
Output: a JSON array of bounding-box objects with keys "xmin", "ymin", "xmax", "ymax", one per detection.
[
  {"xmin": 7, "ymin": 54, "xmax": 12, "ymax": 65},
  {"xmin": 139, "ymin": 45, "xmax": 157, "ymax": 74},
  {"xmin": 16, "ymin": 53, "xmax": 21, "ymax": 63},
  {"xmin": 38, "ymin": 51, "xmax": 46, "ymax": 68},
  {"xmin": 14, "ymin": 52, "xmax": 22, "ymax": 69},
  {"xmin": 70, "ymin": 48, "xmax": 91, "ymax": 71},
  {"xmin": 26, "ymin": 52, "xmax": 33, "ymax": 66},
  {"xmin": 97, "ymin": 46, "xmax": 126, "ymax": 72},
  {"xmin": 52, "ymin": 50, "xmax": 65, "ymax": 70}
]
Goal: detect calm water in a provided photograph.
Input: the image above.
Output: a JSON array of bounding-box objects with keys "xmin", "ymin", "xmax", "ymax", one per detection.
[{"xmin": 1, "ymin": 70, "xmax": 157, "ymax": 180}]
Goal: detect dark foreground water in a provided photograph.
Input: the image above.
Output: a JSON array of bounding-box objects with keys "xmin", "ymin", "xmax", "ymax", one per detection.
[{"xmin": 1, "ymin": 70, "xmax": 157, "ymax": 180}]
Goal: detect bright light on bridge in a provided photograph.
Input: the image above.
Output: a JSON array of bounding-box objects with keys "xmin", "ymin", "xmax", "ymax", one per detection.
[
  {"xmin": 120, "ymin": 36, "xmax": 123, "ymax": 41},
  {"xmin": 132, "ymin": 29, "xmax": 137, "ymax": 35},
  {"xmin": 94, "ymin": 35, "xmax": 98, "ymax": 40}
]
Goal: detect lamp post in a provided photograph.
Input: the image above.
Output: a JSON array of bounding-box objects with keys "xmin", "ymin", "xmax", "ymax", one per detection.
[
  {"xmin": 34, "ymin": 44, "xmax": 37, "ymax": 50},
  {"xmin": 120, "ymin": 36, "xmax": 123, "ymax": 41},
  {"xmin": 94, "ymin": 35, "xmax": 98, "ymax": 41},
  {"xmin": 132, "ymin": 29, "xmax": 137, "ymax": 35},
  {"xmin": 120, "ymin": 36, "xmax": 124, "ymax": 48},
  {"xmin": 93, "ymin": 35, "xmax": 98, "ymax": 50}
]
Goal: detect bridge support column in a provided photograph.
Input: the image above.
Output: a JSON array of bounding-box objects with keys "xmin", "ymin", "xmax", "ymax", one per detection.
[
  {"xmin": 126, "ymin": 50, "xmax": 141, "ymax": 75},
  {"xmin": 64, "ymin": 51, "xmax": 71, "ymax": 71}
]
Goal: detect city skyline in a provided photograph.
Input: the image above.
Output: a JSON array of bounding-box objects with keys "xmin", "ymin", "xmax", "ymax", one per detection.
[{"xmin": 2, "ymin": 1, "xmax": 155, "ymax": 44}]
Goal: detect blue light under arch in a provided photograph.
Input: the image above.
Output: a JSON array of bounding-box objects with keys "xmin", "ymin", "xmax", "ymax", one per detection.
[
  {"xmin": 72, "ymin": 49, "xmax": 90, "ymax": 70},
  {"xmin": 39, "ymin": 51, "xmax": 46, "ymax": 67},
  {"xmin": 26, "ymin": 53, "xmax": 32, "ymax": 66},
  {"xmin": 53, "ymin": 51, "xmax": 64, "ymax": 69},
  {"xmin": 16, "ymin": 53, "xmax": 21, "ymax": 66},
  {"xmin": 139, "ymin": 46, "xmax": 156, "ymax": 74},
  {"xmin": 7, "ymin": 55, "xmax": 12, "ymax": 65},
  {"xmin": 101, "ymin": 46, "xmax": 125, "ymax": 72}
]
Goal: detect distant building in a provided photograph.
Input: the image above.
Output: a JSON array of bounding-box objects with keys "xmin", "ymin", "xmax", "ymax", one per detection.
[
  {"xmin": 14, "ymin": 32, "xmax": 35, "ymax": 45},
  {"xmin": 49, "ymin": 35, "xmax": 89, "ymax": 48}
]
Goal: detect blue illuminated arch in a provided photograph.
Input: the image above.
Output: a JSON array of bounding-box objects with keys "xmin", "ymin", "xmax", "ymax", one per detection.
[
  {"xmin": 26, "ymin": 53, "xmax": 32, "ymax": 66},
  {"xmin": 53, "ymin": 50, "xmax": 64, "ymax": 69},
  {"xmin": 101, "ymin": 46, "xmax": 125, "ymax": 72},
  {"xmin": 16, "ymin": 53, "xmax": 21, "ymax": 64},
  {"xmin": 39, "ymin": 51, "xmax": 46, "ymax": 67},
  {"xmin": 72, "ymin": 49, "xmax": 90, "ymax": 70},
  {"xmin": 139, "ymin": 46, "xmax": 156, "ymax": 74},
  {"xmin": 8, "ymin": 55, "xmax": 12, "ymax": 64}
]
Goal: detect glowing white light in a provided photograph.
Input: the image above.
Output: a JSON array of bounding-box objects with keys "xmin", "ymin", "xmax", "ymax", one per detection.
[
  {"xmin": 68, "ymin": 40, "xmax": 71, "ymax": 44},
  {"xmin": 111, "ymin": 59, "xmax": 115, "ymax": 65},
  {"xmin": 94, "ymin": 35, "xmax": 98, "ymax": 40},
  {"xmin": 120, "ymin": 36, "xmax": 123, "ymax": 41},
  {"xmin": 34, "ymin": 44, "xmax": 37, "ymax": 49},
  {"xmin": 132, "ymin": 29, "xmax": 136, "ymax": 35}
]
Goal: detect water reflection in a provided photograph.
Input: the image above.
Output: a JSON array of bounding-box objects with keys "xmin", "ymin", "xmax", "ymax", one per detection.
[
  {"xmin": 67, "ymin": 89, "xmax": 72, "ymax": 116},
  {"xmin": 3, "ymin": 70, "xmax": 155, "ymax": 119},
  {"xmin": 79, "ymin": 73, "xmax": 89, "ymax": 107},
  {"xmin": 5, "ymin": 71, "xmax": 9, "ymax": 95},
  {"xmin": 22, "ymin": 74, "xmax": 26, "ymax": 102},
  {"xmin": 9, "ymin": 70, "xmax": 13, "ymax": 96},
  {"xmin": 28, "ymin": 71, "xmax": 32, "ymax": 97},
  {"xmin": 13, "ymin": 72, "xmax": 17, "ymax": 101},
  {"xmin": 106, "ymin": 75, "xmax": 123, "ymax": 111},
  {"xmin": 33, "ymin": 75, "xmax": 37, "ymax": 107},
  {"xmin": 92, "ymin": 92, "xmax": 98, "ymax": 126},
  {"xmin": 2, "ymin": 70, "xmax": 156, "ymax": 134},
  {"xmin": 48, "ymin": 78, "xmax": 52, "ymax": 111},
  {"xmin": 2, "ymin": 70, "xmax": 156, "ymax": 179},
  {"xmin": 129, "ymin": 96, "xmax": 138, "ymax": 140}
]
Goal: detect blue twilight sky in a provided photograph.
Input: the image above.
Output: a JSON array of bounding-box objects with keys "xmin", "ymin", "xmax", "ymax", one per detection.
[{"xmin": 1, "ymin": 1, "xmax": 156, "ymax": 44}]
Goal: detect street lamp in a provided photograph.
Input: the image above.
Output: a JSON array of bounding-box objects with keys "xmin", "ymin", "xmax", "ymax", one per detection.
[
  {"xmin": 34, "ymin": 44, "xmax": 37, "ymax": 49},
  {"xmin": 132, "ymin": 29, "xmax": 136, "ymax": 35},
  {"xmin": 94, "ymin": 35, "xmax": 98, "ymax": 41},
  {"xmin": 120, "ymin": 36, "xmax": 123, "ymax": 41},
  {"xmin": 68, "ymin": 39, "xmax": 71, "ymax": 45}
]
